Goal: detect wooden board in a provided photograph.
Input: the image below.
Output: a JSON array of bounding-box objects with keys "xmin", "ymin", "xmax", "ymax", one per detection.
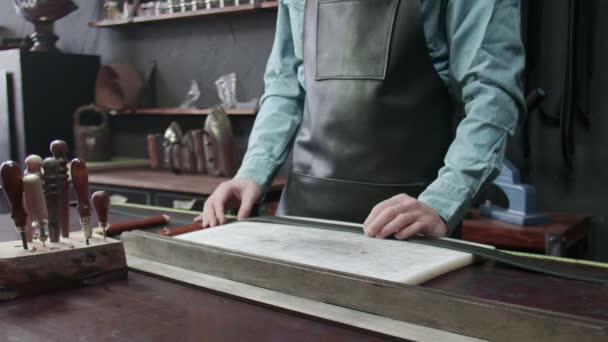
[
  {"xmin": 463, "ymin": 210, "xmax": 590, "ymax": 254},
  {"xmin": 128, "ymin": 254, "xmax": 483, "ymax": 342},
  {"xmin": 122, "ymin": 230, "xmax": 608, "ymax": 341},
  {"xmin": 114, "ymin": 107, "xmax": 256, "ymax": 116},
  {"xmin": 176, "ymin": 221, "xmax": 474, "ymax": 285},
  {"xmin": 0, "ymin": 231, "xmax": 127, "ymax": 300}
]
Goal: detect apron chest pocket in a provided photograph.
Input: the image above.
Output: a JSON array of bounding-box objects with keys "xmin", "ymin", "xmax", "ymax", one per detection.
[{"xmin": 315, "ymin": 0, "xmax": 399, "ymax": 80}]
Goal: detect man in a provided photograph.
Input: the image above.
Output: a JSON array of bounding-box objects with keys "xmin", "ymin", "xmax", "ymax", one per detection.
[{"xmin": 197, "ymin": 0, "xmax": 525, "ymax": 240}]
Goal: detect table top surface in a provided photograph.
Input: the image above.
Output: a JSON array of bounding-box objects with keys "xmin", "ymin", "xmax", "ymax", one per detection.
[{"xmin": 1, "ymin": 205, "xmax": 608, "ymax": 341}]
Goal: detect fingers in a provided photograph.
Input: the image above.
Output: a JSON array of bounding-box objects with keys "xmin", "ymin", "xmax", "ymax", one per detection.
[
  {"xmin": 214, "ymin": 196, "xmax": 227, "ymax": 225},
  {"xmin": 395, "ymin": 222, "xmax": 425, "ymax": 240},
  {"xmin": 364, "ymin": 195, "xmax": 417, "ymax": 238},
  {"xmin": 363, "ymin": 194, "xmax": 406, "ymax": 227},
  {"xmin": 201, "ymin": 179, "xmax": 262, "ymax": 227},
  {"xmin": 237, "ymin": 192, "xmax": 256, "ymax": 220},
  {"xmin": 375, "ymin": 213, "xmax": 415, "ymax": 239},
  {"xmin": 202, "ymin": 199, "xmax": 217, "ymax": 228},
  {"xmin": 194, "ymin": 215, "xmax": 203, "ymax": 223},
  {"xmin": 364, "ymin": 204, "xmax": 402, "ymax": 237}
]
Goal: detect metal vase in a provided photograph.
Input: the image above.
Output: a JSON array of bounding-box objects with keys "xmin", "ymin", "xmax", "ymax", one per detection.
[{"xmin": 13, "ymin": 0, "xmax": 78, "ymax": 52}]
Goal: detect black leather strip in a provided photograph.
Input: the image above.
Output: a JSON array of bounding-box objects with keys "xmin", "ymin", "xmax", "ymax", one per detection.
[{"xmin": 247, "ymin": 216, "xmax": 608, "ymax": 285}]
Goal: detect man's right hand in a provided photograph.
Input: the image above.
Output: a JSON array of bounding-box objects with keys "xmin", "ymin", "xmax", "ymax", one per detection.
[{"xmin": 195, "ymin": 178, "xmax": 263, "ymax": 228}]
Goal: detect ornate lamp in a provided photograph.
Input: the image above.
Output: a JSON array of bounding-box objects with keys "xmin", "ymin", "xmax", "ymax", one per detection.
[{"xmin": 13, "ymin": 0, "xmax": 78, "ymax": 52}]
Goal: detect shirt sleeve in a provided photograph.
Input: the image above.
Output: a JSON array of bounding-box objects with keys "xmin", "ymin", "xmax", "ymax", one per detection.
[
  {"xmin": 235, "ymin": 1, "xmax": 305, "ymax": 192},
  {"xmin": 418, "ymin": 0, "xmax": 526, "ymax": 232}
]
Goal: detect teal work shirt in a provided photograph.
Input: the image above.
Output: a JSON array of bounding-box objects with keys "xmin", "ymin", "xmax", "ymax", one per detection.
[{"xmin": 236, "ymin": 0, "xmax": 526, "ymax": 230}]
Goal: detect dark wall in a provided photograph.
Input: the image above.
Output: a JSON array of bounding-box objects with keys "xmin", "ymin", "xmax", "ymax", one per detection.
[
  {"xmin": 507, "ymin": 0, "xmax": 608, "ymax": 260},
  {"xmin": 2, "ymin": 1, "xmax": 608, "ymax": 260},
  {"xmin": 0, "ymin": 1, "xmax": 276, "ymax": 161},
  {"xmin": 1, "ymin": 2, "xmax": 132, "ymax": 64},
  {"xmin": 1, "ymin": 2, "xmax": 275, "ymax": 106}
]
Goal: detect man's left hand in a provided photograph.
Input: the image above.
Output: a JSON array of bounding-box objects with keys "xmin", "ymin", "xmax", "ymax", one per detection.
[{"xmin": 363, "ymin": 194, "xmax": 448, "ymax": 240}]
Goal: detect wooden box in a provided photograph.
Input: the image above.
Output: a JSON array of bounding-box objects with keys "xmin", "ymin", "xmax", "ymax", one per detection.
[{"xmin": 0, "ymin": 231, "xmax": 127, "ymax": 300}]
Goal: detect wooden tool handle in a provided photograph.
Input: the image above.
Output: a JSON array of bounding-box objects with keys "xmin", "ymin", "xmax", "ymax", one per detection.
[
  {"xmin": 24, "ymin": 155, "xmax": 43, "ymax": 175},
  {"xmin": 50, "ymin": 140, "xmax": 68, "ymax": 161},
  {"xmin": 1, "ymin": 161, "xmax": 27, "ymax": 228},
  {"xmin": 23, "ymin": 174, "xmax": 48, "ymax": 222},
  {"xmin": 92, "ymin": 191, "xmax": 110, "ymax": 224},
  {"xmin": 159, "ymin": 223, "xmax": 204, "ymax": 237},
  {"xmin": 106, "ymin": 214, "xmax": 170, "ymax": 236},
  {"xmin": 70, "ymin": 158, "xmax": 91, "ymax": 218},
  {"xmin": 51, "ymin": 141, "xmax": 70, "ymax": 238}
]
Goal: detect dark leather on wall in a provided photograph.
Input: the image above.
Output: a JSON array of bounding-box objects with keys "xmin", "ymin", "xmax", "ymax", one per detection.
[
  {"xmin": 283, "ymin": 0, "xmax": 454, "ymax": 222},
  {"xmin": 95, "ymin": 64, "xmax": 144, "ymax": 112}
]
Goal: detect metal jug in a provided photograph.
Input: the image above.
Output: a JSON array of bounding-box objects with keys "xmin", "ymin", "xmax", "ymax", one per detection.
[{"xmin": 73, "ymin": 104, "xmax": 111, "ymax": 162}]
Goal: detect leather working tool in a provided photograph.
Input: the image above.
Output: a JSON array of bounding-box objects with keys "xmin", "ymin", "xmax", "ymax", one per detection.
[
  {"xmin": 42, "ymin": 158, "xmax": 61, "ymax": 243},
  {"xmin": 1, "ymin": 161, "xmax": 28, "ymax": 250},
  {"xmin": 24, "ymin": 154, "xmax": 43, "ymax": 242},
  {"xmin": 480, "ymin": 88, "xmax": 550, "ymax": 225},
  {"xmin": 103, "ymin": 214, "xmax": 170, "ymax": 237},
  {"xmin": 70, "ymin": 158, "xmax": 92, "ymax": 245},
  {"xmin": 159, "ymin": 223, "xmax": 204, "ymax": 237},
  {"xmin": 23, "ymin": 174, "xmax": 48, "ymax": 247},
  {"xmin": 479, "ymin": 160, "xmax": 549, "ymax": 225},
  {"xmin": 92, "ymin": 191, "xmax": 110, "ymax": 241},
  {"xmin": 50, "ymin": 140, "xmax": 70, "ymax": 238}
]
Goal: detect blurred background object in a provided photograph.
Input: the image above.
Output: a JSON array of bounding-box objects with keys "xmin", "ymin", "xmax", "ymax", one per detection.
[{"xmin": 13, "ymin": 0, "xmax": 78, "ymax": 52}]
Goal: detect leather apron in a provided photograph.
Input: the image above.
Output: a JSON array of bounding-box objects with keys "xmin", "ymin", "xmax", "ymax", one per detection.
[{"xmin": 280, "ymin": 0, "xmax": 454, "ymax": 223}]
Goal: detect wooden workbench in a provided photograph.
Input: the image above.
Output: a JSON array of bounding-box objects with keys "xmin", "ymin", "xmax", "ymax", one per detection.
[
  {"xmin": 1, "ymin": 205, "xmax": 607, "ymax": 341},
  {"xmin": 87, "ymin": 167, "xmax": 285, "ymax": 214}
]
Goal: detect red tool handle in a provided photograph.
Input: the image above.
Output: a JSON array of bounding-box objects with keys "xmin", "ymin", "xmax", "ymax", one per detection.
[
  {"xmin": 1, "ymin": 161, "xmax": 27, "ymax": 228},
  {"xmin": 159, "ymin": 223, "xmax": 204, "ymax": 237},
  {"xmin": 92, "ymin": 191, "xmax": 110, "ymax": 225},
  {"xmin": 106, "ymin": 214, "xmax": 170, "ymax": 236},
  {"xmin": 70, "ymin": 158, "xmax": 91, "ymax": 219}
]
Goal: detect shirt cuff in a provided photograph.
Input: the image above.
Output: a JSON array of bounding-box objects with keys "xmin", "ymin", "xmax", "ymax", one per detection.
[
  {"xmin": 235, "ymin": 157, "xmax": 278, "ymax": 193},
  {"xmin": 418, "ymin": 177, "xmax": 472, "ymax": 234}
]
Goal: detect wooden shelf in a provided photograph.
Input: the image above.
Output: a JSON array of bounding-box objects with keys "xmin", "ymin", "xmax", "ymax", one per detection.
[
  {"xmin": 88, "ymin": 167, "xmax": 286, "ymax": 195},
  {"xmin": 90, "ymin": 1, "xmax": 278, "ymax": 28},
  {"xmin": 113, "ymin": 107, "xmax": 256, "ymax": 116}
]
